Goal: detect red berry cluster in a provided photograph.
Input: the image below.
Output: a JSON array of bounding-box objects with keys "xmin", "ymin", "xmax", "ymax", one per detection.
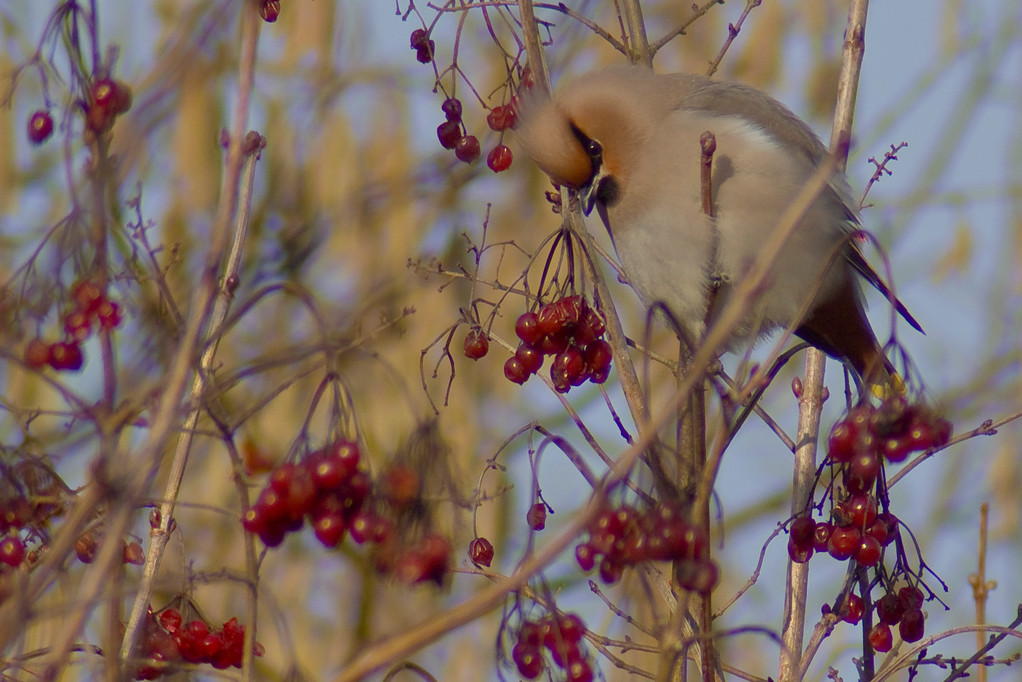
[
  {"xmin": 511, "ymin": 613, "xmax": 593, "ymax": 682},
  {"xmin": 573, "ymin": 503, "xmax": 718, "ymax": 594},
  {"xmin": 241, "ymin": 443, "xmax": 453, "ymax": 585},
  {"xmin": 468, "ymin": 536, "xmax": 494, "ymax": 567},
  {"xmin": 786, "ymin": 398, "xmax": 948, "ymax": 655},
  {"xmin": 85, "ymin": 77, "xmax": 132, "ymax": 134},
  {"xmin": 377, "ymin": 531, "xmax": 452, "ymax": 586},
  {"xmin": 435, "ymin": 96, "xmax": 486, "ymax": 165},
  {"xmin": 241, "ymin": 440, "xmax": 367, "ymax": 548},
  {"xmin": 23, "ymin": 279, "xmax": 123, "ymax": 373},
  {"xmin": 258, "ymin": 0, "xmax": 280, "ymax": 22},
  {"xmin": 867, "ymin": 585, "xmax": 927, "ymax": 651},
  {"xmin": 28, "ymin": 110, "xmax": 54, "ymax": 145},
  {"xmin": 505, "ymin": 295, "xmax": 612, "ymax": 392},
  {"xmin": 828, "ymin": 398, "xmax": 952, "ymax": 466},
  {"xmin": 409, "ymin": 28, "xmax": 435, "ymax": 64},
  {"xmin": 786, "ymin": 502, "xmax": 898, "ymax": 566},
  {"xmin": 133, "ymin": 606, "xmax": 264, "ymax": 679}
]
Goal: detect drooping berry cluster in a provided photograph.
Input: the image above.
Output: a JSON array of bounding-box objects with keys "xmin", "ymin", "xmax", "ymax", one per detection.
[
  {"xmin": 828, "ymin": 398, "xmax": 952, "ymax": 466},
  {"xmin": 787, "ymin": 398, "xmax": 951, "ymax": 567},
  {"xmin": 241, "ymin": 440, "xmax": 367, "ymax": 548},
  {"xmin": 786, "ymin": 500, "xmax": 898, "ymax": 566},
  {"xmin": 786, "ymin": 398, "xmax": 952, "ymax": 653},
  {"xmin": 132, "ymin": 605, "xmax": 264, "ymax": 679},
  {"xmin": 511, "ymin": 613, "xmax": 593, "ymax": 682},
  {"xmin": 573, "ymin": 503, "xmax": 718, "ymax": 594},
  {"xmin": 505, "ymin": 295, "xmax": 613, "ymax": 393},
  {"xmin": 23, "ymin": 279, "xmax": 123, "ymax": 372},
  {"xmin": 867, "ymin": 585, "xmax": 926, "ymax": 651},
  {"xmin": 242, "ymin": 443, "xmax": 453, "ymax": 586},
  {"xmin": 374, "ymin": 530, "xmax": 452, "ymax": 586}
]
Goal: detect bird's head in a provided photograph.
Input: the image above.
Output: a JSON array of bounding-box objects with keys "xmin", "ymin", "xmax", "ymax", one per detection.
[{"xmin": 517, "ymin": 67, "xmax": 666, "ymax": 215}]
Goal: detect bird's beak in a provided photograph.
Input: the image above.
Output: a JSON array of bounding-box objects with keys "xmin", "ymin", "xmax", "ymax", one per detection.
[{"xmin": 579, "ymin": 167, "xmax": 609, "ymax": 217}]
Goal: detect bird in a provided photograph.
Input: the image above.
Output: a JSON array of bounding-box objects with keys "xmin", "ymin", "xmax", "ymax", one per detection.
[{"xmin": 516, "ymin": 65, "xmax": 921, "ymax": 389}]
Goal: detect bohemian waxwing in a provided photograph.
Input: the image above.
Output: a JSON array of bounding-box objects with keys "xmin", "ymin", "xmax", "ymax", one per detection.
[{"xmin": 517, "ymin": 65, "xmax": 921, "ymax": 387}]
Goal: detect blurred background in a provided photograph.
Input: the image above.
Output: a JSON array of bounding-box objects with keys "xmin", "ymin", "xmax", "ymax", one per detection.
[{"xmin": 1, "ymin": 0, "xmax": 1020, "ymax": 679}]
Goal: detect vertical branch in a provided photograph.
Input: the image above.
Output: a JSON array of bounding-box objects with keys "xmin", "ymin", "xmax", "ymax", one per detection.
[
  {"xmin": 119, "ymin": 5, "xmax": 264, "ymax": 670},
  {"xmin": 618, "ymin": 0, "xmax": 652, "ymax": 66},
  {"xmin": 780, "ymin": 2, "xmax": 869, "ymax": 680},
  {"xmin": 969, "ymin": 502, "xmax": 992, "ymax": 682}
]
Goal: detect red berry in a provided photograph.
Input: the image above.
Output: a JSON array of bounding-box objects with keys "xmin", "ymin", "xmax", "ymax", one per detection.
[
  {"xmin": 96, "ymin": 299, "xmax": 123, "ymax": 330},
  {"xmin": 486, "ymin": 105, "xmax": 510, "ymax": 131},
  {"xmin": 504, "ymin": 356, "xmax": 529, "ymax": 385},
  {"xmin": 584, "ymin": 339, "xmax": 612, "ymax": 383},
  {"xmin": 527, "ymin": 503, "xmax": 547, "ymax": 531},
  {"xmin": 463, "ymin": 327, "xmax": 489, "ymax": 359},
  {"xmin": 454, "ymin": 135, "xmax": 480, "ymax": 163},
  {"xmin": 92, "ymin": 78, "xmax": 118, "ymax": 109},
  {"xmin": 312, "ymin": 512, "xmax": 346, "ymax": 548},
  {"xmin": 24, "ymin": 338, "xmax": 51, "ymax": 369},
  {"xmin": 676, "ymin": 558, "xmax": 720, "ymax": 595},
  {"xmin": 566, "ymin": 659, "xmax": 593, "ymax": 682},
  {"xmin": 827, "ymin": 420, "xmax": 859, "ymax": 463},
  {"xmin": 48, "ymin": 340, "xmax": 84, "ymax": 371},
  {"xmin": 269, "ymin": 462, "xmax": 317, "ymax": 519},
  {"xmin": 841, "ymin": 593, "xmax": 865, "ymax": 625},
  {"xmin": 259, "ymin": 0, "xmax": 281, "ymax": 22},
  {"xmin": 877, "ymin": 592, "xmax": 906, "ymax": 625},
  {"xmin": 0, "ymin": 535, "xmax": 26, "ymax": 567},
  {"xmin": 515, "ymin": 312, "xmax": 542, "ymax": 345},
  {"xmin": 72, "ymin": 279, "xmax": 104, "ymax": 313},
  {"xmin": 827, "ymin": 525, "xmax": 861, "ymax": 560},
  {"xmin": 598, "ymin": 557, "xmax": 622, "ymax": 584},
  {"xmin": 845, "ymin": 452, "xmax": 880, "ymax": 494},
  {"xmin": 410, "ymin": 29, "xmax": 429, "ymax": 49},
  {"xmin": 845, "ymin": 494, "xmax": 877, "ymax": 528},
  {"xmin": 787, "ymin": 536, "xmax": 813, "ymax": 563},
  {"xmin": 868, "ymin": 623, "xmax": 893, "ymax": 652},
  {"xmin": 158, "ymin": 607, "xmax": 183, "ymax": 634},
  {"xmin": 899, "ymin": 585, "xmax": 925, "ymax": 610},
  {"xmin": 574, "ymin": 543, "xmax": 596, "ymax": 571},
  {"xmin": 790, "ymin": 516, "xmax": 816, "ymax": 545},
  {"xmin": 437, "ymin": 120, "xmax": 462, "ymax": 149},
  {"xmin": 468, "ymin": 536, "xmax": 494, "ymax": 567},
  {"xmin": 515, "ymin": 344, "xmax": 543, "ymax": 375},
  {"xmin": 512, "ymin": 642, "xmax": 543, "ymax": 679},
  {"xmin": 28, "ymin": 110, "xmax": 54, "ymax": 144},
  {"xmin": 64, "ymin": 308, "xmax": 92, "ymax": 342},
  {"xmin": 487, "ymin": 144, "xmax": 513, "ymax": 172},
  {"xmin": 854, "ymin": 535, "xmax": 882, "ymax": 566},
  {"xmin": 416, "ymin": 41, "xmax": 435, "ymax": 64},
  {"xmin": 441, "ymin": 97, "xmax": 462, "ymax": 122},
  {"xmin": 899, "ymin": 608, "xmax": 925, "ymax": 642},
  {"xmin": 551, "ymin": 345, "xmax": 586, "ymax": 389}
]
